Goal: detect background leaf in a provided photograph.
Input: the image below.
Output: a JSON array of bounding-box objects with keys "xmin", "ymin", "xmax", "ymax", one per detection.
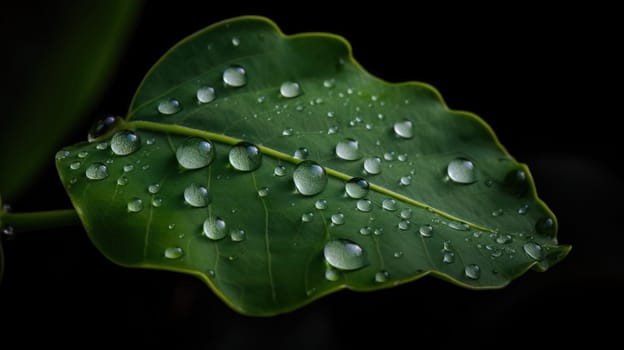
[
  {"xmin": 56, "ymin": 17, "xmax": 569, "ymax": 316},
  {"xmin": 0, "ymin": 0, "xmax": 141, "ymax": 201}
]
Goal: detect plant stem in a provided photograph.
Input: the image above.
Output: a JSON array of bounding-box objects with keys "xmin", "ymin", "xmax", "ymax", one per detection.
[{"xmin": 1, "ymin": 209, "xmax": 81, "ymax": 233}]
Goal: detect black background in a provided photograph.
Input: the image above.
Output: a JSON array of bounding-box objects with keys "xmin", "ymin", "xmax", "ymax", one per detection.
[{"xmin": 1, "ymin": 1, "xmax": 621, "ymax": 347}]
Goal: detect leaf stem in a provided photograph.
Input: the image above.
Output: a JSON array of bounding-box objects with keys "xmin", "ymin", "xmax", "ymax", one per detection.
[{"xmin": 1, "ymin": 209, "xmax": 81, "ymax": 233}]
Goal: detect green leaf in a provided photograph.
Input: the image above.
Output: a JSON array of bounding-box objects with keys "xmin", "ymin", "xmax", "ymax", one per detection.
[
  {"xmin": 55, "ymin": 16, "xmax": 570, "ymax": 316},
  {"xmin": 0, "ymin": 1, "xmax": 141, "ymax": 200}
]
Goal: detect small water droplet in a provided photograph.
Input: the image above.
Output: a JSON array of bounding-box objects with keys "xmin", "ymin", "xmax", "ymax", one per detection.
[
  {"xmin": 127, "ymin": 198, "xmax": 143, "ymax": 213},
  {"xmin": 116, "ymin": 176, "xmax": 128, "ymax": 186},
  {"xmin": 393, "ymin": 120, "xmax": 414, "ymax": 139},
  {"xmin": 393, "ymin": 251, "xmax": 404, "ymax": 259},
  {"xmin": 491, "ymin": 208, "xmax": 504, "ymax": 217},
  {"xmin": 447, "ymin": 158, "xmax": 477, "ymax": 184},
  {"xmin": 523, "ymin": 242, "xmax": 544, "ymax": 260},
  {"xmin": 504, "ymin": 169, "xmax": 529, "ymax": 196},
  {"xmin": 77, "ymin": 151, "xmax": 89, "ymax": 159},
  {"xmin": 281, "ymin": 127, "xmax": 294, "ymax": 136},
  {"xmin": 419, "ymin": 224, "xmax": 433, "ymax": 237},
  {"xmin": 88, "ymin": 115, "xmax": 119, "ymax": 141},
  {"xmin": 535, "ymin": 217, "xmax": 555, "ymax": 236},
  {"xmin": 123, "ymin": 164, "xmax": 134, "ymax": 172},
  {"xmin": 327, "ymin": 111, "xmax": 335, "ymax": 118},
  {"xmin": 398, "ymin": 220, "xmax": 410, "ymax": 230},
  {"xmin": 229, "ymin": 142, "xmax": 262, "ymax": 171},
  {"xmin": 231, "ymin": 37, "xmax": 240, "ymax": 46},
  {"xmin": 257, "ymin": 187, "xmax": 270, "ymax": 197},
  {"xmin": 373, "ymin": 227, "xmax": 384, "ymax": 236},
  {"xmin": 223, "ymin": 65, "xmax": 247, "ymax": 87},
  {"xmin": 315, "ymin": 199, "xmax": 328, "ymax": 210},
  {"xmin": 363, "ymin": 157, "xmax": 382, "ymax": 175},
  {"xmin": 301, "ymin": 212, "xmax": 314, "ymax": 223},
  {"xmin": 325, "ymin": 267, "xmax": 340, "ymax": 281},
  {"xmin": 273, "ymin": 165, "xmax": 287, "ymax": 177},
  {"xmin": 196, "ymin": 86, "xmax": 216, "ymax": 103},
  {"xmin": 280, "ymin": 81, "xmax": 302, "ymax": 98},
  {"xmin": 157, "ymin": 98, "xmax": 182, "ymax": 115},
  {"xmin": 356, "ymin": 199, "xmax": 372, "ymax": 212},
  {"xmin": 164, "ymin": 247, "xmax": 184, "ymax": 259},
  {"xmin": 448, "ymin": 221, "xmax": 470, "ymax": 231},
  {"xmin": 151, "ymin": 197, "xmax": 163, "ymax": 207},
  {"xmin": 55, "ymin": 150, "xmax": 70, "ymax": 160},
  {"xmin": 345, "ymin": 178, "xmax": 369, "ymax": 199},
  {"xmin": 384, "ymin": 152, "xmax": 395, "ymax": 161},
  {"xmin": 184, "ymin": 183, "xmax": 210, "ymax": 207},
  {"xmin": 518, "ymin": 204, "xmax": 529, "ymax": 215},
  {"xmin": 203, "ymin": 216, "xmax": 227, "ymax": 240},
  {"xmin": 399, "ymin": 175, "xmax": 412, "ymax": 186},
  {"xmin": 293, "ymin": 147, "xmax": 309, "ymax": 160},
  {"xmin": 397, "ymin": 153, "xmax": 408, "ymax": 162},
  {"xmin": 400, "ymin": 209, "xmax": 412, "ymax": 219},
  {"xmin": 327, "ymin": 125, "xmax": 339, "ymax": 134},
  {"xmin": 85, "ymin": 162, "xmax": 108, "ymax": 180},
  {"xmin": 230, "ymin": 229, "xmax": 246, "ymax": 242},
  {"xmin": 323, "ymin": 79, "xmax": 335, "ymax": 88},
  {"xmin": 382, "ymin": 199, "xmax": 397, "ymax": 211},
  {"xmin": 168, "ymin": 224, "xmax": 176, "ymax": 230},
  {"xmin": 293, "ymin": 161, "xmax": 328, "ymax": 196},
  {"xmin": 335, "ymin": 138, "xmax": 360, "ymax": 160},
  {"xmin": 69, "ymin": 161, "xmax": 81, "ymax": 170},
  {"xmin": 141, "ymin": 164, "xmax": 150, "ymax": 171},
  {"xmin": 442, "ymin": 252, "xmax": 455, "ymax": 264},
  {"xmin": 257, "ymin": 96, "xmax": 265, "ymax": 104},
  {"xmin": 374, "ymin": 270, "xmax": 389, "ymax": 283},
  {"xmin": 464, "ymin": 264, "xmax": 481, "ymax": 280},
  {"xmin": 323, "ymin": 239, "xmax": 368, "ymax": 271},
  {"xmin": 96, "ymin": 142, "xmax": 109, "ymax": 150},
  {"xmin": 359, "ymin": 226, "xmax": 372, "ymax": 235},
  {"xmin": 331, "ymin": 213, "xmax": 345, "ymax": 225},
  {"xmin": 148, "ymin": 183, "xmax": 160, "ymax": 194}
]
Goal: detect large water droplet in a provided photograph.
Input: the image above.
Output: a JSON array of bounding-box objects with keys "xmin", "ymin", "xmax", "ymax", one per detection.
[
  {"xmin": 157, "ymin": 98, "xmax": 182, "ymax": 115},
  {"xmin": 331, "ymin": 213, "xmax": 345, "ymax": 225},
  {"xmin": 229, "ymin": 142, "xmax": 262, "ymax": 171},
  {"xmin": 176, "ymin": 137, "xmax": 215, "ymax": 169},
  {"xmin": 393, "ymin": 120, "xmax": 414, "ymax": 139},
  {"xmin": 356, "ymin": 199, "xmax": 372, "ymax": 212},
  {"xmin": 203, "ymin": 216, "xmax": 227, "ymax": 240},
  {"xmin": 464, "ymin": 264, "xmax": 481, "ymax": 280},
  {"xmin": 504, "ymin": 169, "xmax": 529, "ymax": 196},
  {"xmin": 88, "ymin": 115, "xmax": 119, "ymax": 141},
  {"xmin": 184, "ymin": 183, "xmax": 210, "ymax": 207},
  {"xmin": 280, "ymin": 81, "xmax": 302, "ymax": 98},
  {"xmin": 85, "ymin": 162, "xmax": 108, "ymax": 180},
  {"xmin": 523, "ymin": 242, "xmax": 544, "ymax": 261},
  {"xmin": 363, "ymin": 157, "xmax": 382, "ymax": 175},
  {"xmin": 345, "ymin": 178, "xmax": 369, "ymax": 199},
  {"xmin": 164, "ymin": 247, "xmax": 184, "ymax": 259},
  {"xmin": 110, "ymin": 130, "xmax": 141, "ymax": 156},
  {"xmin": 335, "ymin": 138, "xmax": 360, "ymax": 160},
  {"xmin": 535, "ymin": 217, "xmax": 555, "ymax": 236},
  {"xmin": 447, "ymin": 158, "xmax": 477, "ymax": 184},
  {"xmin": 223, "ymin": 65, "xmax": 247, "ymax": 87},
  {"xmin": 419, "ymin": 224, "xmax": 433, "ymax": 237},
  {"xmin": 196, "ymin": 86, "xmax": 216, "ymax": 104},
  {"xmin": 374, "ymin": 270, "xmax": 389, "ymax": 283},
  {"xmin": 230, "ymin": 229, "xmax": 246, "ymax": 242},
  {"xmin": 293, "ymin": 161, "xmax": 327, "ymax": 196},
  {"xmin": 127, "ymin": 198, "xmax": 143, "ymax": 213},
  {"xmin": 315, "ymin": 199, "xmax": 328, "ymax": 210},
  {"xmin": 382, "ymin": 199, "xmax": 397, "ymax": 211},
  {"xmin": 323, "ymin": 239, "xmax": 368, "ymax": 271},
  {"xmin": 293, "ymin": 147, "xmax": 309, "ymax": 160}
]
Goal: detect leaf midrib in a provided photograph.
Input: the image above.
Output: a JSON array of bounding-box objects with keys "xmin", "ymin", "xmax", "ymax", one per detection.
[{"xmin": 123, "ymin": 119, "xmax": 495, "ymax": 233}]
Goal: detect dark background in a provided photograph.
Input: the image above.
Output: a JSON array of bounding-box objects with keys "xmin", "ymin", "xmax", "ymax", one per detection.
[{"xmin": 1, "ymin": 1, "xmax": 621, "ymax": 347}]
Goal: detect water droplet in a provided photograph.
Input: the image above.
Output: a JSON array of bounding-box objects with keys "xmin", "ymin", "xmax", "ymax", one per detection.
[
  {"xmin": 323, "ymin": 239, "xmax": 368, "ymax": 271},
  {"xmin": 356, "ymin": 199, "xmax": 372, "ymax": 212},
  {"xmin": 323, "ymin": 79, "xmax": 335, "ymax": 88},
  {"xmin": 148, "ymin": 183, "xmax": 161, "ymax": 194},
  {"xmin": 448, "ymin": 220, "xmax": 470, "ymax": 231},
  {"xmin": 88, "ymin": 115, "xmax": 120, "ymax": 141},
  {"xmin": 281, "ymin": 127, "xmax": 294, "ymax": 136},
  {"xmin": 442, "ymin": 252, "xmax": 455, "ymax": 264},
  {"xmin": 398, "ymin": 220, "xmax": 410, "ymax": 230},
  {"xmin": 257, "ymin": 187, "xmax": 270, "ymax": 197},
  {"xmin": 327, "ymin": 111, "xmax": 335, "ymax": 118},
  {"xmin": 109, "ymin": 130, "xmax": 141, "ymax": 156},
  {"xmin": 116, "ymin": 176, "xmax": 128, "ymax": 186},
  {"xmin": 399, "ymin": 175, "xmax": 412, "ymax": 186},
  {"xmin": 447, "ymin": 158, "xmax": 477, "ymax": 184},
  {"xmin": 496, "ymin": 234, "xmax": 512, "ymax": 244},
  {"xmin": 518, "ymin": 204, "xmax": 529, "ymax": 215},
  {"xmin": 223, "ymin": 65, "xmax": 247, "ymax": 87},
  {"xmin": 464, "ymin": 264, "xmax": 481, "ymax": 280},
  {"xmin": 157, "ymin": 98, "xmax": 182, "ymax": 115},
  {"xmin": 327, "ymin": 126, "xmax": 339, "ymax": 135},
  {"xmin": 374, "ymin": 270, "xmax": 389, "ymax": 283},
  {"xmin": 443, "ymin": 240, "xmax": 453, "ymax": 251},
  {"xmin": 335, "ymin": 138, "xmax": 360, "ymax": 160},
  {"xmin": 315, "ymin": 199, "xmax": 328, "ymax": 210},
  {"xmin": 168, "ymin": 224, "xmax": 176, "ymax": 230},
  {"xmin": 203, "ymin": 216, "xmax": 227, "ymax": 240},
  {"xmin": 504, "ymin": 169, "xmax": 529, "ymax": 196},
  {"xmin": 69, "ymin": 161, "xmax": 81, "ymax": 170},
  {"xmin": 331, "ymin": 213, "xmax": 345, "ymax": 225},
  {"xmin": 85, "ymin": 162, "xmax": 108, "ymax": 180},
  {"xmin": 363, "ymin": 157, "xmax": 382, "ymax": 175},
  {"xmin": 393, "ymin": 251, "xmax": 404, "ymax": 259},
  {"xmin": 397, "ymin": 153, "xmax": 408, "ymax": 162},
  {"xmin": 55, "ymin": 150, "xmax": 70, "ymax": 160},
  {"xmin": 231, "ymin": 36, "xmax": 240, "ymax": 47},
  {"xmin": 196, "ymin": 86, "xmax": 216, "ymax": 104},
  {"xmin": 230, "ymin": 229, "xmax": 246, "ymax": 242},
  {"xmin": 257, "ymin": 96, "xmax": 265, "ymax": 104},
  {"xmin": 491, "ymin": 208, "xmax": 504, "ymax": 217},
  {"xmin": 419, "ymin": 224, "xmax": 433, "ymax": 237},
  {"xmin": 393, "ymin": 120, "xmax": 414, "ymax": 139},
  {"xmin": 229, "ymin": 142, "xmax": 262, "ymax": 171},
  {"xmin": 141, "ymin": 164, "xmax": 150, "ymax": 171},
  {"xmin": 176, "ymin": 137, "xmax": 215, "ymax": 170},
  {"xmin": 359, "ymin": 226, "xmax": 372, "ymax": 235},
  {"xmin": 301, "ymin": 212, "xmax": 314, "ymax": 223},
  {"xmin": 164, "ymin": 247, "xmax": 184, "ymax": 259},
  {"xmin": 77, "ymin": 151, "xmax": 89, "ymax": 159},
  {"xmin": 151, "ymin": 197, "xmax": 163, "ymax": 207},
  {"xmin": 127, "ymin": 198, "xmax": 143, "ymax": 213},
  {"xmin": 95, "ymin": 142, "xmax": 108, "ymax": 150},
  {"xmin": 293, "ymin": 161, "xmax": 327, "ymax": 196},
  {"xmin": 293, "ymin": 147, "xmax": 309, "ymax": 160},
  {"xmin": 400, "ymin": 209, "xmax": 412, "ymax": 219},
  {"xmin": 280, "ymin": 81, "xmax": 302, "ymax": 98},
  {"xmin": 123, "ymin": 164, "xmax": 134, "ymax": 172},
  {"xmin": 382, "ymin": 199, "xmax": 397, "ymax": 211},
  {"xmin": 325, "ymin": 267, "xmax": 340, "ymax": 281},
  {"xmin": 523, "ymin": 242, "xmax": 544, "ymax": 261},
  {"xmin": 384, "ymin": 152, "xmax": 395, "ymax": 161},
  {"xmin": 535, "ymin": 217, "xmax": 555, "ymax": 236},
  {"xmin": 184, "ymin": 183, "xmax": 210, "ymax": 207},
  {"xmin": 270, "ymin": 166, "xmax": 286, "ymax": 178},
  {"xmin": 345, "ymin": 178, "xmax": 369, "ymax": 199}
]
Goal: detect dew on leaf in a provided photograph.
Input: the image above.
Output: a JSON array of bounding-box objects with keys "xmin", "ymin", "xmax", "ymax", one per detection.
[
  {"xmin": 293, "ymin": 161, "xmax": 327, "ymax": 196},
  {"xmin": 323, "ymin": 239, "xmax": 368, "ymax": 271}
]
